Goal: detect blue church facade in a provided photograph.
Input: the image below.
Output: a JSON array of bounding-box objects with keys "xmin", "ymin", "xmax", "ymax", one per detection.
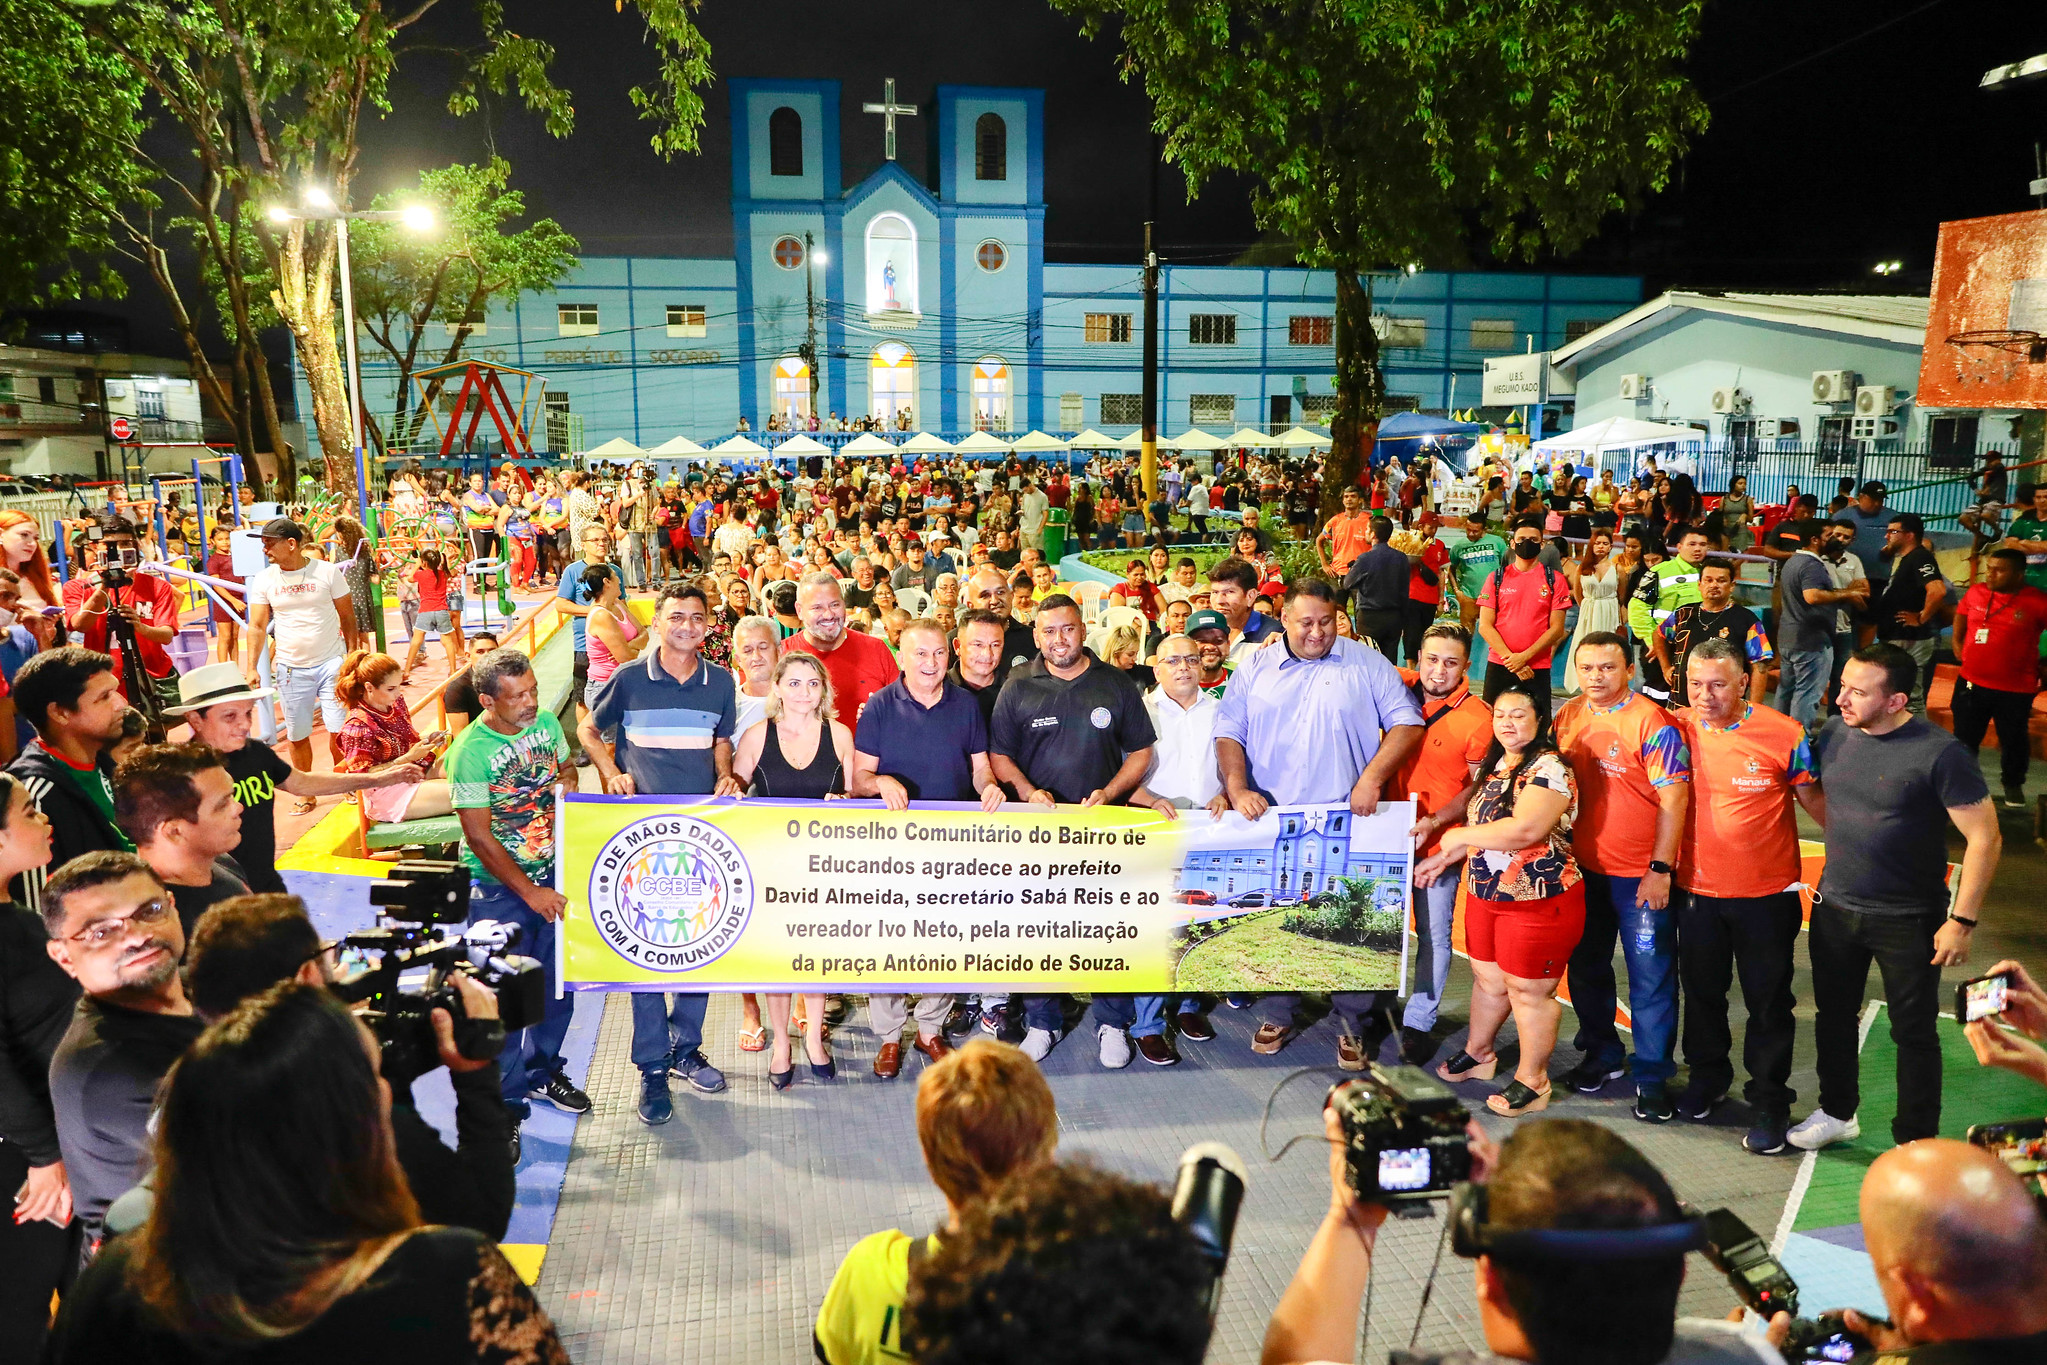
[
  {"xmin": 300, "ymin": 80, "xmax": 1643, "ymax": 457},
  {"xmin": 1178, "ymin": 808, "xmax": 1401, "ymax": 903}
]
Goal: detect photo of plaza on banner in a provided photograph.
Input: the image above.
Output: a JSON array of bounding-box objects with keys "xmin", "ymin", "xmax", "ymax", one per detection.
[{"xmin": 556, "ymin": 797, "xmax": 1416, "ymax": 996}]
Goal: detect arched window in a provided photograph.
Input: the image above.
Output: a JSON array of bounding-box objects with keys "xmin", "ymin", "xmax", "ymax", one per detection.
[
  {"xmin": 774, "ymin": 356, "xmax": 811, "ymax": 423},
  {"xmin": 864, "ymin": 213, "xmax": 919, "ymax": 316},
  {"xmin": 971, "ymin": 356, "xmax": 1011, "ymax": 432},
  {"xmin": 975, "ymin": 113, "xmax": 1007, "ymax": 181},
  {"xmin": 871, "ymin": 343, "xmax": 916, "ymax": 426},
  {"xmin": 769, "ymin": 107, "xmax": 803, "ymax": 177}
]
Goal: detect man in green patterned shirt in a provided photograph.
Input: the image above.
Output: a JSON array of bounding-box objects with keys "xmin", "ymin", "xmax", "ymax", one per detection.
[{"xmin": 448, "ymin": 647, "xmax": 588, "ymax": 1144}]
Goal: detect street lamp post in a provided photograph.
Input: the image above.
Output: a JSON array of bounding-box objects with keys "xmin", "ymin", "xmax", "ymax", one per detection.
[{"xmin": 268, "ymin": 191, "xmax": 435, "ymax": 652}]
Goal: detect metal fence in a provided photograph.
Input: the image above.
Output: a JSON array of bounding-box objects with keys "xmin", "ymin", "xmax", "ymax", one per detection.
[{"xmin": 1679, "ymin": 441, "xmax": 2029, "ymax": 526}]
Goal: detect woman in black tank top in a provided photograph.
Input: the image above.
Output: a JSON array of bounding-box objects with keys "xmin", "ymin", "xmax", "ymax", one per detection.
[{"xmin": 730, "ymin": 653, "xmax": 855, "ymax": 1085}]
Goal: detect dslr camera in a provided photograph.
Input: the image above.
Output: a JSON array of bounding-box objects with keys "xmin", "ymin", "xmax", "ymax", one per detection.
[
  {"xmin": 1331, "ymin": 1064, "xmax": 1473, "ymax": 1204},
  {"xmin": 328, "ymin": 861, "xmax": 548, "ymax": 1083},
  {"xmin": 1700, "ymin": 1209, "xmax": 1876, "ymax": 1362}
]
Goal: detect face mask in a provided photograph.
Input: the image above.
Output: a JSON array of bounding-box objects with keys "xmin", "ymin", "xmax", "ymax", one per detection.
[{"xmin": 1512, "ymin": 539, "xmax": 1542, "ymax": 560}]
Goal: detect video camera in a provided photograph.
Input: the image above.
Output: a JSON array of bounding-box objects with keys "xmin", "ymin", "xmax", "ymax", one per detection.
[
  {"xmin": 1331, "ymin": 1064, "xmax": 1474, "ymax": 1204},
  {"xmin": 82, "ymin": 517, "xmax": 139, "ymax": 589},
  {"xmin": 1699, "ymin": 1208, "xmax": 1876, "ymax": 1362},
  {"xmin": 328, "ymin": 860, "xmax": 547, "ymax": 1084}
]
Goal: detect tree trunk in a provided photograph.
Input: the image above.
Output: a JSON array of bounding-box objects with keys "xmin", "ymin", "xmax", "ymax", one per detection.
[
  {"xmin": 271, "ymin": 221, "xmax": 356, "ymax": 496},
  {"xmin": 1324, "ymin": 267, "xmax": 1386, "ymax": 521},
  {"xmin": 245, "ymin": 334, "xmax": 290, "ymax": 499}
]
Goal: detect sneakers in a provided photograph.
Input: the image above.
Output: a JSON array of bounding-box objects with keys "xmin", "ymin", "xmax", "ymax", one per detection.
[
  {"xmin": 1021, "ymin": 1026, "xmax": 1060, "ymax": 1061},
  {"xmin": 1562, "ymin": 1060, "xmax": 1626, "ymax": 1094},
  {"xmin": 1136, "ymin": 1034, "xmax": 1181, "ymax": 1066},
  {"xmin": 669, "ymin": 1050, "xmax": 727, "ymax": 1094},
  {"xmin": 637, "ymin": 1071, "xmax": 673, "ymax": 1126},
  {"xmin": 1224, "ymin": 995, "xmax": 1255, "ymax": 1010},
  {"xmin": 1744, "ymin": 1113, "xmax": 1791, "ymax": 1155},
  {"xmin": 1787, "ymin": 1110, "xmax": 1861, "ymax": 1151},
  {"xmin": 980, "ymin": 1006, "xmax": 1025, "ymax": 1046},
  {"xmin": 1399, "ymin": 1027, "xmax": 1439, "ymax": 1066},
  {"xmin": 1335, "ymin": 1033, "xmax": 1368, "ymax": 1072},
  {"xmin": 1672, "ymin": 1083, "xmax": 1727, "ymax": 1121},
  {"xmin": 1251, "ymin": 1022, "xmax": 1293, "ymax": 1055},
  {"xmin": 2004, "ymin": 786, "xmax": 2028, "ymax": 809},
  {"xmin": 1632, "ymin": 1082, "xmax": 1674, "ymax": 1124},
  {"xmin": 530, "ymin": 1072, "xmax": 593, "ymax": 1114},
  {"xmin": 1098, "ymin": 1024, "xmax": 1133, "ymax": 1069}
]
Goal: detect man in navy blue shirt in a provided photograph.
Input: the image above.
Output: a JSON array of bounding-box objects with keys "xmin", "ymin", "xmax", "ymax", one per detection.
[
  {"xmin": 850, "ymin": 619, "xmax": 1005, "ymax": 1078},
  {"xmin": 579, "ymin": 582, "xmax": 738, "ymax": 1125}
]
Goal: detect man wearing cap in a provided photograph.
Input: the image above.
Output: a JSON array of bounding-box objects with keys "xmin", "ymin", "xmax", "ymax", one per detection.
[
  {"xmin": 242, "ymin": 518, "xmax": 359, "ymax": 778},
  {"xmin": 1835, "ymin": 482, "xmax": 1892, "ymax": 634},
  {"xmin": 170, "ymin": 663, "xmax": 423, "ymax": 893},
  {"xmin": 891, "ymin": 537, "xmax": 942, "ymax": 595},
  {"xmin": 1185, "ymin": 608, "xmax": 1235, "ymax": 698}
]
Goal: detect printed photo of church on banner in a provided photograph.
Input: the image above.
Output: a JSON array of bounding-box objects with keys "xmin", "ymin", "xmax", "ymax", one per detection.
[{"xmin": 1170, "ymin": 803, "xmax": 1413, "ymax": 996}]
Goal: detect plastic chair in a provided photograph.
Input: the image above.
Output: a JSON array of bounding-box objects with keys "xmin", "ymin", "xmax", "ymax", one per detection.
[
  {"xmin": 1100, "ymin": 603, "xmax": 1146, "ymax": 640},
  {"xmin": 896, "ymin": 586, "xmax": 932, "ymax": 617},
  {"xmin": 1071, "ymin": 580, "xmax": 1110, "ymax": 621}
]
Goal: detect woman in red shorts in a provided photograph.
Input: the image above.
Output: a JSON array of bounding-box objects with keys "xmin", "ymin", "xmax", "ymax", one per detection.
[{"xmin": 1412, "ymin": 680, "xmax": 1583, "ymax": 1117}]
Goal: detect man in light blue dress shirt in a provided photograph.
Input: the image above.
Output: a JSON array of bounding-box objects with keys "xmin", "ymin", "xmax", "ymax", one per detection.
[{"xmin": 1214, "ymin": 579, "xmax": 1425, "ymax": 1068}]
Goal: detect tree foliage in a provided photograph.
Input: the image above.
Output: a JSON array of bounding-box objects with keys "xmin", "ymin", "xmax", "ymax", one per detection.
[
  {"xmin": 1, "ymin": 0, "xmax": 710, "ymax": 494},
  {"xmin": 1053, "ymin": 0, "xmax": 1709, "ymax": 514}
]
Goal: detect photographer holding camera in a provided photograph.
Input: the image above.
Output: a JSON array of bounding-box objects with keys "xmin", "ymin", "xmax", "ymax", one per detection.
[
  {"xmin": 43, "ymin": 982, "xmax": 569, "ymax": 1364},
  {"xmin": 183, "ymin": 893, "xmax": 515, "ymax": 1239},
  {"xmin": 1263, "ymin": 1104, "xmax": 1784, "ymax": 1365},
  {"xmin": 60, "ymin": 517, "xmax": 183, "ymax": 718}
]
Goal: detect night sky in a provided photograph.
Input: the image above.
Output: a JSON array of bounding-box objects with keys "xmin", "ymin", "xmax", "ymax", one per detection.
[{"xmin": 64, "ymin": 0, "xmax": 2047, "ymax": 360}]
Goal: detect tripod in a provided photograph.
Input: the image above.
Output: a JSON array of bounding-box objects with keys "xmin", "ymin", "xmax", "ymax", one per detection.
[{"xmin": 99, "ymin": 570, "xmax": 170, "ymax": 743}]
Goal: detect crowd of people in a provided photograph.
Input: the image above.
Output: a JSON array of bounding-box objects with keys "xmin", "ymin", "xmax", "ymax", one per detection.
[{"xmin": 0, "ymin": 441, "xmax": 2042, "ymax": 1362}]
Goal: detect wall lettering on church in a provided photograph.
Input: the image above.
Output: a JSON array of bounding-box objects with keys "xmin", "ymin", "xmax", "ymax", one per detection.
[
  {"xmin": 542, "ymin": 348, "xmax": 628, "ymax": 365},
  {"xmin": 648, "ymin": 349, "xmax": 724, "ymax": 366}
]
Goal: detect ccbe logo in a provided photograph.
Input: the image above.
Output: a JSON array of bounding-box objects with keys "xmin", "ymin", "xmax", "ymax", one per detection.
[{"xmin": 589, "ymin": 816, "xmax": 754, "ymax": 971}]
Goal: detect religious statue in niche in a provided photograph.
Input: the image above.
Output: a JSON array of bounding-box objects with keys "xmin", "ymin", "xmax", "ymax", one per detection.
[{"xmin": 882, "ymin": 261, "xmax": 900, "ymax": 310}]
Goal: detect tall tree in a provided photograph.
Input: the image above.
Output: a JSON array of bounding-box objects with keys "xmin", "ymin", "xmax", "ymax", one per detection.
[
  {"xmin": 1054, "ymin": 0, "xmax": 1709, "ymax": 515},
  {"xmin": 348, "ymin": 159, "xmax": 579, "ymax": 456},
  {"xmin": 5, "ymin": 0, "xmax": 711, "ymax": 494}
]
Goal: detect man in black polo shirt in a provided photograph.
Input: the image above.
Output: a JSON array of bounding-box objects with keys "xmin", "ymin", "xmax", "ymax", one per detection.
[
  {"xmin": 852, "ymin": 618, "xmax": 1006, "ymax": 1079},
  {"xmin": 989, "ymin": 595, "xmax": 1159, "ymax": 1070},
  {"xmin": 1876, "ymin": 512, "xmax": 1947, "ymax": 717},
  {"xmin": 1652, "ymin": 558, "xmax": 1772, "ymax": 710},
  {"xmin": 439, "ymin": 631, "xmax": 498, "ymax": 738}
]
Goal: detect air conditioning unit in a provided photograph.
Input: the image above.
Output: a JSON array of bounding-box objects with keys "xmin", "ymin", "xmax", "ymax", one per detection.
[
  {"xmin": 1811, "ymin": 370, "xmax": 1857, "ymax": 404},
  {"xmin": 1618, "ymin": 373, "xmax": 1649, "ymax": 400},
  {"xmin": 1854, "ymin": 384, "xmax": 1896, "ymax": 417},
  {"xmin": 1710, "ymin": 386, "xmax": 1748, "ymax": 415}
]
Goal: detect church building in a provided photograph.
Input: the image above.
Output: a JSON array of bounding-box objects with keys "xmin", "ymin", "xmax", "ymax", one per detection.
[{"xmin": 305, "ymin": 79, "xmax": 1644, "ymax": 455}]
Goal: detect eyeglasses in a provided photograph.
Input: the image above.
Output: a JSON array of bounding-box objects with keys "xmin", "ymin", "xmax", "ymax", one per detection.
[{"xmin": 64, "ymin": 896, "xmax": 175, "ymax": 949}]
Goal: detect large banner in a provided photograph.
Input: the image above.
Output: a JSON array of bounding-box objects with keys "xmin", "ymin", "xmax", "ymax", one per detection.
[{"xmin": 556, "ymin": 795, "xmax": 1414, "ymax": 995}]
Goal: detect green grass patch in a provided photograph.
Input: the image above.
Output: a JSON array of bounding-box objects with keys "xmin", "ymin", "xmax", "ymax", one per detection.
[{"xmin": 1173, "ymin": 908, "xmax": 1401, "ymax": 993}]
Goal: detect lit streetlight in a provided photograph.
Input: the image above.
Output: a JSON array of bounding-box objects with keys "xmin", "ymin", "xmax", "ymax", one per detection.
[{"xmin": 265, "ymin": 187, "xmax": 436, "ymax": 648}]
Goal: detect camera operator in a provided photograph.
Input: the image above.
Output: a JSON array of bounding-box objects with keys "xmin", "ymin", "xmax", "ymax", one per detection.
[
  {"xmin": 5, "ymin": 648, "xmax": 133, "ymax": 911},
  {"xmin": 1262, "ymin": 1109, "xmax": 1785, "ymax": 1365},
  {"xmin": 905, "ymin": 1159, "xmax": 1214, "ymax": 1365},
  {"xmin": 111, "ymin": 743, "xmax": 249, "ymax": 942},
  {"xmin": 60, "ymin": 517, "xmax": 183, "ymax": 717},
  {"xmin": 1771, "ymin": 1139, "xmax": 2047, "ymax": 1362},
  {"xmin": 183, "ymin": 893, "xmax": 514, "ymax": 1239},
  {"xmin": 43, "ymin": 982, "xmax": 569, "ymax": 1364},
  {"xmin": 41, "ymin": 851, "xmax": 204, "ymax": 1249}
]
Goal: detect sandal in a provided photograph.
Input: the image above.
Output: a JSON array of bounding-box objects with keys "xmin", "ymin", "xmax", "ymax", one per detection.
[
  {"xmin": 291, "ymin": 797, "xmax": 318, "ymax": 816},
  {"xmin": 1437, "ymin": 1050, "xmax": 1498, "ymax": 1083},
  {"xmin": 1486, "ymin": 1079, "xmax": 1553, "ymax": 1118},
  {"xmin": 737, "ymin": 1026, "xmax": 767, "ymax": 1053}
]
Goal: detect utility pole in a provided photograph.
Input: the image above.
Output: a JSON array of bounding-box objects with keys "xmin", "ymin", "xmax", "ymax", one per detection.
[
  {"xmin": 803, "ymin": 230, "xmax": 821, "ymax": 422},
  {"xmin": 1140, "ymin": 134, "xmax": 1161, "ymax": 502}
]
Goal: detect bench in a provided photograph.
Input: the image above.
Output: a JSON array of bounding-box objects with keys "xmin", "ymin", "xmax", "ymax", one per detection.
[{"xmin": 357, "ymin": 609, "xmax": 579, "ymax": 856}]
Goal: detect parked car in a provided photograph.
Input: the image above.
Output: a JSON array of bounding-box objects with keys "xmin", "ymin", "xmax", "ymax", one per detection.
[
  {"xmin": 1227, "ymin": 890, "xmax": 1270, "ymax": 908},
  {"xmin": 1173, "ymin": 889, "xmax": 1216, "ymax": 905},
  {"xmin": 1268, "ymin": 890, "xmax": 1305, "ymax": 906}
]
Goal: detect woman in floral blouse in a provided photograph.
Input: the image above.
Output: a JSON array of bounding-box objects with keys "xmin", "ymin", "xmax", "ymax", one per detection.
[{"xmin": 1411, "ymin": 680, "xmax": 1582, "ymax": 1118}]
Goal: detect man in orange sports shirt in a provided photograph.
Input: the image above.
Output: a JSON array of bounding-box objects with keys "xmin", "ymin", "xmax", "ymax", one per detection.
[
  {"xmin": 1552, "ymin": 631, "xmax": 1691, "ymax": 1123},
  {"xmin": 1394, "ymin": 623, "xmax": 1493, "ymax": 1067},
  {"xmin": 1672, "ymin": 638, "xmax": 1826, "ymax": 1157},
  {"xmin": 1315, "ymin": 484, "xmax": 1377, "ymax": 584}
]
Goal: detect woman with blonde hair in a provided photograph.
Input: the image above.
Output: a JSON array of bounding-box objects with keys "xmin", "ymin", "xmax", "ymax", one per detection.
[
  {"xmin": 0, "ymin": 511, "xmax": 58, "ymax": 646},
  {"xmin": 335, "ymin": 649, "xmax": 450, "ymax": 821},
  {"xmin": 730, "ymin": 652, "xmax": 853, "ymax": 1087}
]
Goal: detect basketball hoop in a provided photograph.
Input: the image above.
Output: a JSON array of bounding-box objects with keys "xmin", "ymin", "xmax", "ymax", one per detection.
[{"xmin": 1947, "ymin": 329, "xmax": 2047, "ymax": 362}]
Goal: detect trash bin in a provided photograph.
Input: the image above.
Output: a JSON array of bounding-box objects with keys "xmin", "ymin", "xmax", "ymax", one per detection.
[{"xmin": 1043, "ymin": 507, "xmax": 1069, "ymax": 564}]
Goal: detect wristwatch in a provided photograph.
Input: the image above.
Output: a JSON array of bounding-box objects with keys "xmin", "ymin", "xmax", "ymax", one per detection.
[
  {"xmin": 1647, "ymin": 860, "xmax": 1675, "ymax": 876},
  {"xmin": 1948, "ymin": 913, "xmax": 1978, "ymax": 929}
]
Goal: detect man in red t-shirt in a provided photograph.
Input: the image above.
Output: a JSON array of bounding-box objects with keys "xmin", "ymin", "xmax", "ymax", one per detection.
[
  {"xmin": 1953, "ymin": 546, "xmax": 2047, "ymax": 807},
  {"xmin": 783, "ymin": 573, "xmax": 900, "ymax": 727},
  {"xmin": 1476, "ymin": 517, "xmax": 1572, "ymax": 720},
  {"xmin": 62, "ymin": 519, "xmax": 184, "ymax": 713},
  {"xmin": 1393, "ymin": 511, "xmax": 1453, "ymax": 663}
]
